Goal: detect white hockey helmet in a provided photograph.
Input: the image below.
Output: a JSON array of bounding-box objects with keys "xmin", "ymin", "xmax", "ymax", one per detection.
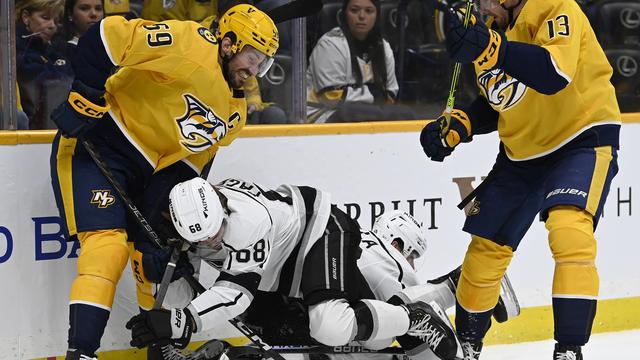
[
  {"xmin": 372, "ymin": 210, "xmax": 428, "ymax": 259},
  {"xmin": 169, "ymin": 177, "xmax": 225, "ymax": 243}
]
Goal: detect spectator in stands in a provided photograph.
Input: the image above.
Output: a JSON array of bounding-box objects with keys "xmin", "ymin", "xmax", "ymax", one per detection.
[
  {"xmin": 16, "ymin": 85, "xmax": 29, "ymax": 130},
  {"xmin": 141, "ymin": 0, "xmax": 218, "ymax": 22},
  {"xmin": 306, "ymin": 0, "xmax": 416, "ymax": 123},
  {"xmin": 58, "ymin": 0, "xmax": 104, "ymax": 58},
  {"xmin": 16, "ymin": 0, "xmax": 73, "ymax": 129}
]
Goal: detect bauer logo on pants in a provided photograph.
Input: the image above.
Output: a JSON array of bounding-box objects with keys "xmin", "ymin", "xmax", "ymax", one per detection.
[{"xmin": 90, "ymin": 190, "xmax": 116, "ymax": 208}]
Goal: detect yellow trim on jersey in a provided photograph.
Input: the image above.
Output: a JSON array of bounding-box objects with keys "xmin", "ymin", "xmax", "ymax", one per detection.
[
  {"xmin": 585, "ymin": 146, "xmax": 613, "ymax": 215},
  {"xmin": 474, "ymin": 29, "xmax": 503, "ymax": 71},
  {"xmin": 2, "ymin": 114, "xmax": 640, "ymax": 145},
  {"xmin": 68, "ymin": 91, "xmax": 110, "ymax": 119},
  {"xmin": 56, "ymin": 136, "xmax": 78, "ymax": 235}
]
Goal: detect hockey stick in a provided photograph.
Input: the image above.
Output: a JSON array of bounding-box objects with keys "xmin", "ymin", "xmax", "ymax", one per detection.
[
  {"xmin": 440, "ymin": 0, "xmax": 475, "ymax": 137},
  {"xmin": 182, "ymin": 273, "xmax": 287, "ymax": 360},
  {"xmin": 266, "ymin": 0, "xmax": 323, "ymax": 24},
  {"xmin": 82, "ymin": 139, "xmax": 210, "ymax": 359},
  {"xmin": 84, "ymin": 140, "xmax": 280, "ymax": 359},
  {"xmin": 82, "ymin": 139, "xmax": 166, "ymax": 250}
]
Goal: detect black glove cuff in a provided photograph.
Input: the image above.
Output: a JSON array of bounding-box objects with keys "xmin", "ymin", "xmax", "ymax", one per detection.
[{"xmin": 72, "ymin": 80, "xmax": 106, "ymax": 105}]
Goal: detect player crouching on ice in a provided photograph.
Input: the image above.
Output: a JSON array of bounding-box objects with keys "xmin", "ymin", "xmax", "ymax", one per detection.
[{"xmin": 126, "ymin": 177, "xmax": 459, "ymax": 359}]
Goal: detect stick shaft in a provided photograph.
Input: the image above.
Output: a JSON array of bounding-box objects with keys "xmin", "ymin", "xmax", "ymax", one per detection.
[
  {"xmin": 441, "ymin": 0, "xmax": 475, "ymax": 136},
  {"xmin": 183, "ymin": 274, "xmax": 286, "ymax": 360},
  {"xmin": 82, "ymin": 139, "xmax": 165, "ymax": 249}
]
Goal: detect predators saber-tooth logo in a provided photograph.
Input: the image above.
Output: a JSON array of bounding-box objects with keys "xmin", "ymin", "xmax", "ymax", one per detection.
[
  {"xmin": 177, "ymin": 94, "xmax": 228, "ymax": 152},
  {"xmin": 91, "ymin": 190, "xmax": 116, "ymax": 208},
  {"xmin": 478, "ymin": 69, "xmax": 527, "ymax": 111}
]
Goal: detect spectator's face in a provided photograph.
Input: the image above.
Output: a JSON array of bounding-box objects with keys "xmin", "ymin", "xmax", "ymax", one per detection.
[
  {"xmin": 71, "ymin": 0, "xmax": 104, "ymax": 36},
  {"xmin": 21, "ymin": 9, "xmax": 58, "ymax": 42},
  {"xmin": 226, "ymin": 45, "xmax": 268, "ymax": 89},
  {"xmin": 345, "ymin": 0, "xmax": 377, "ymax": 41}
]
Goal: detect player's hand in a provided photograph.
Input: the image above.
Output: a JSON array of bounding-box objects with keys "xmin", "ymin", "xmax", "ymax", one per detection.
[
  {"xmin": 126, "ymin": 308, "xmax": 194, "ymax": 349},
  {"xmin": 136, "ymin": 241, "xmax": 194, "ymax": 283},
  {"xmin": 51, "ymin": 80, "xmax": 109, "ymax": 138},
  {"xmin": 445, "ymin": 7, "xmax": 507, "ymax": 71},
  {"xmin": 420, "ymin": 109, "xmax": 472, "ymax": 162}
]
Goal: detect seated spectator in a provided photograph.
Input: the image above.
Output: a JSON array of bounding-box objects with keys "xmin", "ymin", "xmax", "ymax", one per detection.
[
  {"xmin": 306, "ymin": 0, "xmax": 416, "ymax": 123},
  {"xmin": 244, "ymin": 76, "xmax": 288, "ymax": 124},
  {"xmin": 58, "ymin": 0, "xmax": 104, "ymax": 58},
  {"xmin": 16, "ymin": 0, "xmax": 73, "ymax": 129},
  {"xmin": 141, "ymin": 0, "xmax": 218, "ymax": 22},
  {"xmin": 16, "ymin": 85, "xmax": 29, "ymax": 130}
]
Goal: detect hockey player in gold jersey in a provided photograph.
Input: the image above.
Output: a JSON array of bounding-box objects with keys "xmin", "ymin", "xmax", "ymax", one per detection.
[
  {"xmin": 420, "ymin": 0, "xmax": 620, "ymax": 359},
  {"xmin": 49, "ymin": 4, "xmax": 278, "ymax": 359}
]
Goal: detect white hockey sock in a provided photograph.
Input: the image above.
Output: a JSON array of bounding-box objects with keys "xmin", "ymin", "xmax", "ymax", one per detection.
[{"xmin": 358, "ymin": 299, "xmax": 410, "ymax": 341}]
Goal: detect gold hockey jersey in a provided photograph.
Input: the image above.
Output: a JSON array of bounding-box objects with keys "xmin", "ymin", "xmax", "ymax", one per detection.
[
  {"xmin": 475, "ymin": 0, "xmax": 620, "ymax": 161},
  {"xmin": 99, "ymin": 16, "xmax": 245, "ymax": 172}
]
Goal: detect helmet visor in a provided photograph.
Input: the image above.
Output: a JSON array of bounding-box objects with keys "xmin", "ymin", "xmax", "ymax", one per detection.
[{"xmin": 240, "ymin": 45, "xmax": 275, "ymax": 78}]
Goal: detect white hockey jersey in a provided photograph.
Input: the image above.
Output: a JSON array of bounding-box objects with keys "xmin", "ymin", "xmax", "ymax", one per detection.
[
  {"xmin": 357, "ymin": 231, "xmax": 421, "ymax": 302},
  {"xmin": 185, "ymin": 178, "xmax": 332, "ymax": 332},
  {"xmin": 306, "ymin": 27, "xmax": 399, "ymax": 123}
]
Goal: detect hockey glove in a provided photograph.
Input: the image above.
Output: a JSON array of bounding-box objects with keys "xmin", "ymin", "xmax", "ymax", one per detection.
[
  {"xmin": 445, "ymin": 8, "xmax": 507, "ymax": 71},
  {"xmin": 420, "ymin": 109, "xmax": 472, "ymax": 162},
  {"xmin": 136, "ymin": 241, "xmax": 194, "ymax": 284},
  {"xmin": 51, "ymin": 80, "xmax": 110, "ymax": 138},
  {"xmin": 126, "ymin": 308, "xmax": 195, "ymax": 349}
]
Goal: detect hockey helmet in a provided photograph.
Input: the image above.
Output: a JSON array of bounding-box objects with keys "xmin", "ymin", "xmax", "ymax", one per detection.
[
  {"xmin": 216, "ymin": 4, "xmax": 279, "ymax": 77},
  {"xmin": 169, "ymin": 177, "xmax": 225, "ymax": 244},
  {"xmin": 372, "ymin": 211, "xmax": 428, "ymax": 259}
]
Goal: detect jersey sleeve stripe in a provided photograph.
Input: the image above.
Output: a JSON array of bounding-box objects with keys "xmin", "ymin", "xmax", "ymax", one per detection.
[
  {"xmin": 549, "ymin": 54, "xmax": 572, "ymax": 84},
  {"xmin": 197, "ymin": 292, "xmax": 244, "ymax": 317},
  {"xmin": 99, "ymin": 20, "xmax": 117, "ymax": 66},
  {"xmin": 217, "ymin": 272, "xmax": 261, "ymax": 298}
]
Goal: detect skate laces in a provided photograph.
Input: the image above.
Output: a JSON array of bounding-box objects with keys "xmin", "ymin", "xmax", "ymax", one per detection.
[
  {"xmin": 161, "ymin": 344, "xmax": 189, "ymax": 360},
  {"xmin": 406, "ymin": 313, "xmax": 445, "ymax": 350},
  {"xmin": 555, "ymin": 350, "xmax": 577, "ymax": 360},
  {"xmin": 462, "ymin": 342, "xmax": 481, "ymax": 360}
]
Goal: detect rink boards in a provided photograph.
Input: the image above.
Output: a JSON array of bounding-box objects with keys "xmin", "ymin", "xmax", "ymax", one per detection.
[{"xmin": 0, "ymin": 121, "xmax": 638, "ymax": 359}]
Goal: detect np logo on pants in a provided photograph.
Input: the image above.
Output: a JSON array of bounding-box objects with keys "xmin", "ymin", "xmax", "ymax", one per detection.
[{"xmin": 91, "ymin": 190, "xmax": 116, "ymax": 208}]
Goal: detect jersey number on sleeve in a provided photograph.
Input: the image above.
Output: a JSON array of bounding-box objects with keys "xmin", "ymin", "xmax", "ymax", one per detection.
[
  {"xmin": 143, "ymin": 23, "xmax": 173, "ymax": 47},
  {"xmin": 546, "ymin": 15, "xmax": 570, "ymax": 39}
]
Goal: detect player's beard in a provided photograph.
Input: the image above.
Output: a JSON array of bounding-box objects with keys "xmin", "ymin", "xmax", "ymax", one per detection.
[
  {"xmin": 221, "ymin": 53, "xmax": 248, "ymax": 89},
  {"xmin": 222, "ymin": 54, "xmax": 233, "ymax": 88}
]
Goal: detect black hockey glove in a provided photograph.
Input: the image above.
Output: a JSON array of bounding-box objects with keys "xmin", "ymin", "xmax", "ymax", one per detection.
[
  {"xmin": 445, "ymin": 7, "xmax": 507, "ymax": 71},
  {"xmin": 126, "ymin": 308, "xmax": 195, "ymax": 349},
  {"xmin": 51, "ymin": 80, "xmax": 109, "ymax": 138},
  {"xmin": 136, "ymin": 241, "xmax": 194, "ymax": 283},
  {"xmin": 420, "ymin": 109, "xmax": 472, "ymax": 162}
]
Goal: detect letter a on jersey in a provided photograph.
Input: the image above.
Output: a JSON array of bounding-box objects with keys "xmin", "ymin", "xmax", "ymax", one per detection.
[{"xmin": 177, "ymin": 94, "xmax": 228, "ymax": 152}]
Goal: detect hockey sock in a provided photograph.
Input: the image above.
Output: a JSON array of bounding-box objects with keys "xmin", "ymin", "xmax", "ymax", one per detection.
[
  {"xmin": 546, "ymin": 206, "xmax": 598, "ymax": 345},
  {"xmin": 353, "ymin": 299, "xmax": 410, "ymax": 341},
  {"xmin": 455, "ymin": 301, "xmax": 492, "ymax": 341},
  {"xmin": 553, "ymin": 297, "xmax": 597, "ymax": 345},
  {"xmin": 68, "ymin": 303, "xmax": 110, "ymax": 354}
]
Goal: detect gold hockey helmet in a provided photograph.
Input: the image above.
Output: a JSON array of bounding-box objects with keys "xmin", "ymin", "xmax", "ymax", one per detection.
[{"xmin": 216, "ymin": 4, "xmax": 279, "ymax": 58}]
